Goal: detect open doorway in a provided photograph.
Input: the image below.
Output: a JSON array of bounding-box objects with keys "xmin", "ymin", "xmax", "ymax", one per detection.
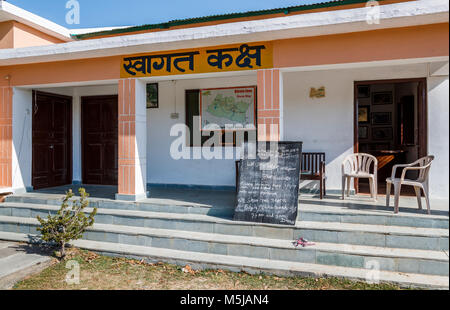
[{"xmin": 354, "ymin": 78, "xmax": 427, "ymax": 196}]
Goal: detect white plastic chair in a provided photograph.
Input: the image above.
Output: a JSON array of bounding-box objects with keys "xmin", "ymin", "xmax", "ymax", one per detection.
[
  {"xmin": 342, "ymin": 153, "xmax": 378, "ymax": 201},
  {"xmin": 386, "ymin": 155, "xmax": 434, "ymax": 214}
]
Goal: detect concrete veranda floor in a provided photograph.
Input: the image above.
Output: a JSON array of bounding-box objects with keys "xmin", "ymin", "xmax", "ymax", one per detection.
[
  {"xmin": 300, "ymin": 194, "xmax": 449, "ymax": 218},
  {"xmin": 21, "ymin": 184, "xmax": 449, "ymax": 220},
  {"xmin": 32, "ymin": 184, "xmax": 236, "ymax": 209}
]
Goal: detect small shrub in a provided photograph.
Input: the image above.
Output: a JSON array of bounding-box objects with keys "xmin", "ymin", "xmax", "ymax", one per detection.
[{"xmin": 37, "ymin": 188, "xmax": 97, "ymax": 259}]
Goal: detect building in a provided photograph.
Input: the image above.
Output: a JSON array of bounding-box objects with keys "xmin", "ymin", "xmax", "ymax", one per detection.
[
  {"xmin": 0, "ymin": 0, "xmax": 448, "ymax": 287},
  {"xmin": 1, "ymin": 0, "xmax": 448, "ymax": 201}
]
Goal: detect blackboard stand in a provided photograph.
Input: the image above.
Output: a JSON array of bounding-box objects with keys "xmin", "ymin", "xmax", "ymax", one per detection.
[{"xmin": 233, "ymin": 142, "xmax": 303, "ymax": 226}]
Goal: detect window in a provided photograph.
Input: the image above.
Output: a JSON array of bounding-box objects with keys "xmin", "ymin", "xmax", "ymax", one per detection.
[{"xmin": 185, "ymin": 89, "xmax": 256, "ymax": 147}]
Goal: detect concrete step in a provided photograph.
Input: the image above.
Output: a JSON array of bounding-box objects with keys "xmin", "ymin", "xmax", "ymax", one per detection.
[
  {"xmin": 0, "ymin": 215, "xmax": 448, "ymax": 276},
  {"xmin": 7, "ymin": 194, "xmax": 449, "ymax": 229},
  {"xmin": 299, "ymin": 208, "xmax": 448, "ymax": 229},
  {"xmin": 4, "ymin": 194, "xmax": 233, "ymax": 217},
  {"xmin": 0, "ymin": 231, "xmax": 447, "ymax": 289},
  {"xmin": 297, "ymin": 221, "xmax": 449, "ymax": 251},
  {"xmin": 1, "ymin": 203, "xmax": 448, "ymax": 251}
]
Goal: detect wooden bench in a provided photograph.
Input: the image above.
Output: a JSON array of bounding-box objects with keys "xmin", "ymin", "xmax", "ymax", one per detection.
[{"xmin": 301, "ymin": 152, "xmax": 327, "ymax": 199}]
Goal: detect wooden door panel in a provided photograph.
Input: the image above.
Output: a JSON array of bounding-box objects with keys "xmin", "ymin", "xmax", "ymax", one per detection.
[
  {"xmin": 53, "ymin": 101, "xmax": 67, "ymax": 131},
  {"xmin": 103, "ymin": 101, "xmax": 118, "ymax": 126},
  {"xmin": 53, "ymin": 143, "xmax": 67, "ymax": 171},
  {"xmin": 52, "ymin": 172, "xmax": 68, "ymax": 185},
  {"xmin": 104, "ymin": 142, "xmax": 118, "ymax": 184},
  {"xmin": 84, "ymin": 103, "xmax": 103, "ymax": 132},
  {"xmin": 32, "ymin": 92, "xmax": 72, "ymax": 189},
  {"xmin": 32, "ymin": 176, "xmax": 49, "ymax": 189},
  {"xmin": 32, "ymin": 143, "xmax": 51, "ymax": 188},
  {"xmin": 82, "ymin": 96, "xmax": 118, "ymax": 186},
  {"xmin": 32, "ymin": 100, "xmax": 52, "ymax": 134},
  {"xmin": 85, "ymin": 144, "xmax": 103, "ymax": 170},
  {"xmin": 32, "ymin": 144, "xmax": 50, "ymax": 174}
]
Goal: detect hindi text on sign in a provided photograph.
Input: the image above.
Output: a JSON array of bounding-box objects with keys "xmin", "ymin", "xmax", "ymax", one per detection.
[{"xmin": 120, "ymin": 43, "xmax": 273, "ymax": 78}]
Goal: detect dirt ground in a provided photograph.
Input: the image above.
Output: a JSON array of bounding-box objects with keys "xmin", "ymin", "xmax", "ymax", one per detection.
[{"xmin": 13, "ymin": 248, "xmax": 405, "ymax": 290}]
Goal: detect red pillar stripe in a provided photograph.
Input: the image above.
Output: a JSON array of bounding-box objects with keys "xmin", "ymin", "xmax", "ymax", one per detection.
[
  {"xmin": 272, "ymin": 69, "xmax": 280, "ymax": 110},
  {"xmin": 118, "ymin": 79, "xmax": 137, "ymax": 195},
  {"xmin": 0, "ymin": 87, "xmax": 12, "ymax": 187},
  {"xmin": 264, "ymin": 69, "xmax": 272, "ymax": 110},
  {"xmin": 257, "ymin": 69, "xmax": 281, "ymax": 142}
]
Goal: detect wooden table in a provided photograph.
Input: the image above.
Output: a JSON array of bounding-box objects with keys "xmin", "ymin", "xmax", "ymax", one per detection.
[{"xmin": 370, "ymin": 150, "xmax": 407, "ymax": 181}]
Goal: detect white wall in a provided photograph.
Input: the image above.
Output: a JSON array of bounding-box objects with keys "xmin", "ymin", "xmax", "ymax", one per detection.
[
  {"xmin": 12, "ymin": 88, "xmax": 32, "ymax": 191},
  {"xmin": 428, "ymin": 76, "xmax": 449, "ymax": 199},
  {"xmin": 283, "ymin": 63, "xmax": 449, "ymax": 200},
  {"xmin": 147, "ymin": 74, "xmax": 256, "ymax": 187},
  {"xmin": 135, "ymin": 80, "xmax": 147, "ymax": 196},
  {"xmin": 283, "ymin": 69, "xmax": 353, "ymax": 192}
]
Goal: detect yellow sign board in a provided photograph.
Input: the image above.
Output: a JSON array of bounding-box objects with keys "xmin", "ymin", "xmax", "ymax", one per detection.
[{"xmin": 120, "ymin": 42, "xmax": 273, "ymax": 78}]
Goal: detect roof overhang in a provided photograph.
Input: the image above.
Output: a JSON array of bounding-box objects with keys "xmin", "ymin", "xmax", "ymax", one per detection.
[
  {"xmin": 0, "ymin": 0, "xmax": 73, "ymax": 41},
  {"xmin": 0, "ymin": 0, "xmax": 448, "ymax": 66},
  {"xmin": 0, "ymin": 1, "xmax": 130, "ymax": 43}
]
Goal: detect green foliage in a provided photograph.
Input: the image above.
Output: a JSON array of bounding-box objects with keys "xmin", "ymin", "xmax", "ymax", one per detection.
[{"xmin": 37, "ymin": 188, "xmax": 97, "ymax": 258}]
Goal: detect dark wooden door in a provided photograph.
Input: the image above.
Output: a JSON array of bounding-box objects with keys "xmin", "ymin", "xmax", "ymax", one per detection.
[
  {"xmin": 32, "ymin": 91, "xmax": 72, "ymax": 189},
  {"xmin": 82, "ymin": 95, "xmax": 118, "ymax": 185},
  {"xmin": 417, "ymin": 80, "xmax": 427, "ymax": 159}
]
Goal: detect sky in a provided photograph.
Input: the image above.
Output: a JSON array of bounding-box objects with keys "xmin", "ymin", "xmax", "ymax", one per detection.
[{"xmin": 7, "ymin": 0, "xmax": 322, "ymax": 29}]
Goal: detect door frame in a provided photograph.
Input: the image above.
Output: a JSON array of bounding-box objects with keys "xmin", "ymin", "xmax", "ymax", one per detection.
[
  {"xmin": 32, "ymin": 90, "xmax": 73, "ymax": 189},
  {"xmin": 353, "ymin": 77, "xmax": 428, "ymax": 194},
  {"xmin": 81, "ymin": 95, "xmax": 119, "ymax": 185}
]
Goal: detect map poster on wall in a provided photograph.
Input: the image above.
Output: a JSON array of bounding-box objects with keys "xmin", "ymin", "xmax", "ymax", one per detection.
[{"xmin": 200, "ymin": 86, "xmax": 256, "ymax": 131}]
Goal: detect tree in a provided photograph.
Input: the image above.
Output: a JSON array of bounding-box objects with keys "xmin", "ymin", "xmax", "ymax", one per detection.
[{"xmin": 37, "ymin": 188, "xmax": 97, "ymax": 259}]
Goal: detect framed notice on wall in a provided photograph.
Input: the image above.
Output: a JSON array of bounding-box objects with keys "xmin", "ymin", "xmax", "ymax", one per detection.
[
  {"xmin": 200, "ymin": 86, "xmax": 256, "ymax": 131},
  {"xmin": 146, "ymin": 83, "xmax": 159, "ymax": 108}
]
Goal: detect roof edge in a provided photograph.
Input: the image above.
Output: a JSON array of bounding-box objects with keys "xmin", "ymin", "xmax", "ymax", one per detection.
[
  {"xmin": 71, "ymin": 0, "xmax": 390, "ymax": 40},
  {"xmin": 2, "ymin": 0, "xmax": 446, "ymax": 67}
]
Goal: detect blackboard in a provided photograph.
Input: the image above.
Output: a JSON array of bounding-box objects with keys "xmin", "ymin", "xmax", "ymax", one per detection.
[{"xmin": 233, "ymin": 141, "xmax": 302, "ymax": 226}]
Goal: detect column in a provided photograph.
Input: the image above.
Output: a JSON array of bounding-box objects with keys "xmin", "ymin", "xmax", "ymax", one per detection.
[
  {"xmin": 11, "ymin": 88, "xmax": 32, "ymax": 192},
  {"xmin": 72, "ymin": 89, "xmax": 82, "ymax": 184},
  {"xmin": 257, "ymin": 69, "xmax": 283, "ymax": 142},
  {"xmin": 0, "ymin": 86, "xmax": 12, "ymax": 188},
  {"xmin": 116, "ymin": 78, "xmax": 148, "ymax": 201}
]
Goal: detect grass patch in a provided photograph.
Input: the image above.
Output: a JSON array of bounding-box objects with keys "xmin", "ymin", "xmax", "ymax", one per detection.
[{"xmin": 14, "ymin": 248, "xmax": 406, "ymax": 290}]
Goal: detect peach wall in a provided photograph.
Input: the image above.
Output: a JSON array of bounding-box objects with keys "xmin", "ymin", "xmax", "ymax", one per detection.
[
  {"xmin": 0, "ymin": 86, "xmax": 12, "ymax": 187},
  {"xmin": 12, "ymin": 21, "xmax": 65, "ymax": 48},
  {"xmin": 0, "ymin": 21, "xmax": 64, "ymax": 49},
  {"xmin": 0, "ymin": 56, "xmax": 121, "ymax": 87},
  {"xmin": 0, "ymin": 24, "xmax": 447, "ymax": 88},
  {"xmin": 0, "ymin": 21, "xmax": 14, "ymax": 49},
  {"xmin": 273, "ymin": 23, "xmax": 449, "ymax": 68}
]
